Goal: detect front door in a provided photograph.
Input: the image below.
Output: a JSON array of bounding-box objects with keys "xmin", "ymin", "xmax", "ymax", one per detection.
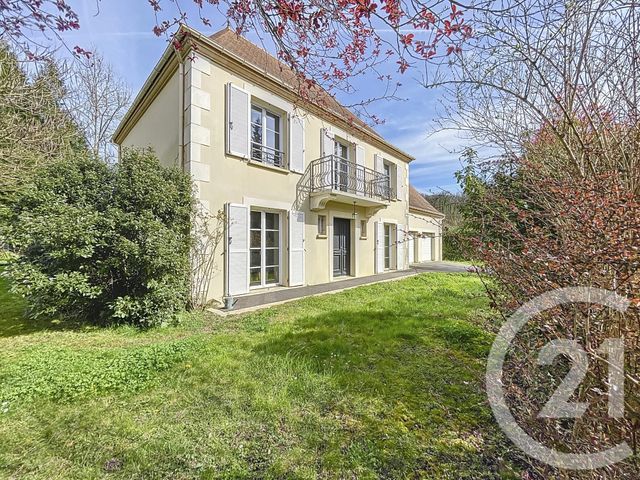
[{"xmin": 333, "ymin": 218, "xmax": 351, "ymax": 277}]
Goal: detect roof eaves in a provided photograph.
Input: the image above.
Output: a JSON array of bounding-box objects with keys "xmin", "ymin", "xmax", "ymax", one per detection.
[
  {"xmin": 113, "ymin": 41, "xmax": 178, "ymax": 144},
  {"xmin": 410, "ymin": 206, "xmax": 445, "ymax": 218}
]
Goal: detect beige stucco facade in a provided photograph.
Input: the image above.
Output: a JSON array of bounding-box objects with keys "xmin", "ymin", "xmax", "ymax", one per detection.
[{"xmin": 115, "ymin": 27, "xmax": 442, "ymax": 306}]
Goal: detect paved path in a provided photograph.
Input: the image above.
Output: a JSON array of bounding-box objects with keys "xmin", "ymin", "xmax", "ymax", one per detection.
[
  {"xmin": 412, "ymin": 261, "xmax": 471, "ymax": 273},
  {"xmin": 224, "ymin": 262, "xmax": 471, "ymax": 312}
]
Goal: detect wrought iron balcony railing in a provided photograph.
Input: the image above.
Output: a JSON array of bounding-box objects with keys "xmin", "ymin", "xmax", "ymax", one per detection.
[
  {"xmin": 251, "ymin": 142, "xmax": 285, "ymax": 168},
  {"xmin": 308, "ymin": 155, "xmax": 394, "ymax": 201}
]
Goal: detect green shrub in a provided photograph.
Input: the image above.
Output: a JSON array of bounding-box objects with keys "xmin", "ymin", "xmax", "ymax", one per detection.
[
  {"xmin": 2, "ymin": 149, "xmax": 194, "ymax": 326},
  {"xmin": 442, "ymin": 225, "xmax": 474, "ymax": 262}
]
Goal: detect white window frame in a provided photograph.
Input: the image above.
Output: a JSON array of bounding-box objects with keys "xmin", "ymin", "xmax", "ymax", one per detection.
[
  {"xmin": 360, "ymin": 219, "xmax": 367, "ymax": 239},
  {"xmin": 250, "ymin": 104, "xmax": 284, "ymax": 167},
  {"xmin": 383, "ymin": 162, "xmax": 391, "ymax": 189},
  {"xmin": 384, "ymin": 223, "xmax": 391, "ymax": 270},
  {"xmin": 249, "ymin": 209, "xmax": 282, "ymax": 289},
  {"xmin": 334, "ymin": 139, "xmax": 349, "ymax": 160},
  {"xmin": 333, "ymin": 138, "xmax": 350, "ymax": 191},
  {"xmin": 317, "ymin": 214, "xmax": 327, "ymax": 237}
]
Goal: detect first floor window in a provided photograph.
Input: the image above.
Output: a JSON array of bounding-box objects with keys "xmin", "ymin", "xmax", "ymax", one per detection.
[
  {"xmin": 251, "ymin": 104, "xmax": 283, "ymax": 167},
  {"xmin": 250, "ymin": 210, "xmax": 280, "ymax": 287},
  {"xmin": 360, "ymin": 219, "xmax": 367, "ymax": 239},
  {"xmin": 317, "ymin": 215, "xmax": 327, "ymax": 236}
]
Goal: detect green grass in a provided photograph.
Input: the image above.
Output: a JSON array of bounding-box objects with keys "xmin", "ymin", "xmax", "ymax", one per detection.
[{"xmin": 0, "ymin": 270, "xmax": 519, "ymax": 479}]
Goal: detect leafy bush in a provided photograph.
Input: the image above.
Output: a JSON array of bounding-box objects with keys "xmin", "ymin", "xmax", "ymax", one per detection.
[{"xmin": 2, "ymin": 149, "xmax": 194, "ymax": 326}]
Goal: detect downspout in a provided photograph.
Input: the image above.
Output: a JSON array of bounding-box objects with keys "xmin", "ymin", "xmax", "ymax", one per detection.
[{"xmin": 176, "ymin": 50, "xmax": 186, "ymax": 171}]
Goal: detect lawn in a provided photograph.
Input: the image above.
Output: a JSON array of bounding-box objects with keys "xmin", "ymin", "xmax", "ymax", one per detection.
[{"xmin": 0, "ymin": 270, "xmax": 519, "ymax": 479}]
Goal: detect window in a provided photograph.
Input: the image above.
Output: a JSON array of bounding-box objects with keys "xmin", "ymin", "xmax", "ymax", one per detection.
[
  {"xmin": 334, "ymin": 140, "xmax": 349, "ymax": 160},
  {"xmin": 250, "ymin": 210, "xmax": 281, "ymax": 287},
  {"xmin": 383, "ymin": 162, "xmax": 391, "ymax": 196},
  {"xmin": 251, "ymin": 104, "xmax": 283, "ymax": 167},
  {"xmin": 384, "ymin": 224, "xmax": 391, "ymax": 270},
  {"xmin": 317, "ymin": 215, "xmax": 327, "ymax": 236},
  {"xmin": 360, "ymin": 220, "xmax": 367, "ymax": 239}
]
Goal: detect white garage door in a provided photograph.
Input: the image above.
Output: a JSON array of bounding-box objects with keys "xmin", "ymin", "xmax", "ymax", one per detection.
[{"xmin": 419, "ymin": 236, "xmax": 433, "ymax": 262}]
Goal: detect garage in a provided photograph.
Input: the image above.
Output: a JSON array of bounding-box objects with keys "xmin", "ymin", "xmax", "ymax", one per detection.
[
  {"xmin": 419, "ymin": 235, "xmax": 433, "ymax": 262},
  {"xmin": 407, "ymin": 234, "xmax": 415, "ymax": 264}
]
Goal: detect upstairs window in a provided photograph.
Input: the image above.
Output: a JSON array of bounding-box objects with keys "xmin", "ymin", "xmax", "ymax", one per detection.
[
  {"xmin": 334, "ymin": 140, "xmax": 349, "ymax": 160},
  {"xmin": 251, "ymin": 105, "xmax": 283, "ymax": 167}
]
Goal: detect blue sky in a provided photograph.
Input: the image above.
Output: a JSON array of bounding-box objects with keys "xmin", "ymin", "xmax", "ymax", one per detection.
[{"xmin": 59, "ymin": 0, "xmax": 467, "ymax": 193}]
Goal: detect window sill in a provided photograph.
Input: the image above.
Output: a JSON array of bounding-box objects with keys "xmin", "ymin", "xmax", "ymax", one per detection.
[
  {"xmin": 360, "ymin": 236, "xmax": 367, "ymax": 240},
  {"xmin": 247, "ymin": 159, "xmax": 289, "ymax": 174},
  {"xmin": 316, "ymin": 234, "xmax": 327, "ymax": 239}
]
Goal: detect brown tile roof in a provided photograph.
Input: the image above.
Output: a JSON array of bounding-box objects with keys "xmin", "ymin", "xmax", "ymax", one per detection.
[
  {"xmin": 409, "ymin": 184, "xmax": 443, "ymax": 217},
  {"xmin": 209, "ymin": 27, "xmax": 381, "ymax": 138}
]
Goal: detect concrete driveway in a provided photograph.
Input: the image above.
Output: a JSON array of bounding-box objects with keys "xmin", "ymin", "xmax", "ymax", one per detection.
[{"xmin": 411, "ymin": 261, "xmax": 472, "ymax": 273}]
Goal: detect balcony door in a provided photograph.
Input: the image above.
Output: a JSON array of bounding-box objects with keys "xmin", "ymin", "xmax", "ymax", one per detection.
[
  {"xmin": 333, "ymin": 217, "xmax": 351, "ymax": 277},
  {"xmin": 333, "ymin": 140, "xmax": 349, "ymax": 192}
]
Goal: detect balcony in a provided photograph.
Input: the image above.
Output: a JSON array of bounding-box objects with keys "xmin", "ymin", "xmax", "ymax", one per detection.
[{"xmin": 301, "ymin": 155, "xmax": 393, "ymax": 211}]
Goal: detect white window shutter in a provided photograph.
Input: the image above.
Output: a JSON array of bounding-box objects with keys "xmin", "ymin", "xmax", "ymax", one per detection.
[
  {"xmin": 374, "ymin": 153, "xmax": 384, "ymax": 173},
  {"xmin": 355, "ymin": 144, "xmax": 365, "ymax": 193},
  {"xmin": 396, "ymin": 224, "xmax": 405, "ymax": 270},
  {"xmin": 355, "ymin": 144, "xmax": 365, "ymax": 166},
  {"xmin": 226, "ymin": 83, "xmax": 250, "ymax": 158},
  {"xmin": 375, "ymin": 221, "xmax": 385, "ymax": 273},
  {"xmin": 395, "ymin": 164, "xmax": 404, "ymax": 200},
  {"xmin": 289, "ymin": 114, "xmax": 305, "ymax": 173},
  {"xmin": 225, "ymin": 203, "xmax": 249, "ymax": 296},
  {"xmin": 288, "ymin": 210, "xmax": 305, "ymax": 286},
  {"xmin": 320, "ymin": 128, "xmax": 334, "ymax": 157}
]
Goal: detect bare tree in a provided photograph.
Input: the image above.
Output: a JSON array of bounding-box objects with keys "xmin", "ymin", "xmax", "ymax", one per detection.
[
  {"xmin": 62, "ymin": 52, "xmax": 131, "ymax": 162},
  {"xmin": 431, "ymin": 2, "xmax": 640, "ymax": 478},
  {"xmin": 433, "ymin": 0, "xmax": 640, "ymax": 191},
  {"xmin": 1, "ymin": 1, "xmax": 478, "ymax": 123}
]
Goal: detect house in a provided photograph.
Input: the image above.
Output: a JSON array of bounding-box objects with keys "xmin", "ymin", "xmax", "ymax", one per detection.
[{"xmin": 113, "ymin": 26, "xmax": 443, "ymax": 306}]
